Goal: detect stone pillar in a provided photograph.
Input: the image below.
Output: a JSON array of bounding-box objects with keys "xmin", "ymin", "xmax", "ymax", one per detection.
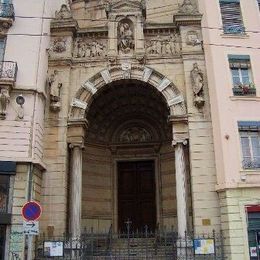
[
  {"xmin": 69, "ymin": 143, "xmax": 83, "ymax": 238},
  {"xmin": 170, "ymin": 116, "xmax": 189, "ymax": 237},
  {"xmin": 67, "ymin": 120, "xmax": 87, "ymax": 238},
  {"xmin": 174, "ymin": 140, "xmax": 188, "ymax": 237}
]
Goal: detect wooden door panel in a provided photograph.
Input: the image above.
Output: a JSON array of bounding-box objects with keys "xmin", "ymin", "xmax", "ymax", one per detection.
[{"xmin": 118, "ymin": 161, "xmax": 156, "ymax": 232}]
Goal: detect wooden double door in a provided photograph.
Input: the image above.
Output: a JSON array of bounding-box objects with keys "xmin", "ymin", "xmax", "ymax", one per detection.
[{"xmin": 118, "ymin": 160, "xmax": 156, "ymax": 232}]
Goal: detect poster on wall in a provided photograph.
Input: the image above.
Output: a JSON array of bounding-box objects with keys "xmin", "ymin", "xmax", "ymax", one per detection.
[
  {"xmin": 43, "ymin": 241, "xmax": 64, "ymax": 257},
  {"xmin": 194, "ymin": 238, "xmax": 215, "ymax": 255}
]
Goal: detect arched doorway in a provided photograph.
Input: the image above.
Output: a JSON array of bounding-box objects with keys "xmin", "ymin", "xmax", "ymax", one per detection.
[
  {"xmin": 67, "ymin": 65, "xmax": 190, "ymax": 237},
  {"xmin": 79, "ymin": 79, "xmax": 189, "ymax": 232}
]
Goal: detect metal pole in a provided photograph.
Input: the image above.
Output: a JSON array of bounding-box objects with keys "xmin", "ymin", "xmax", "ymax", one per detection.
[{"xmin": 27, "ymin": 236, "xmax": 33, "ymax": 260}]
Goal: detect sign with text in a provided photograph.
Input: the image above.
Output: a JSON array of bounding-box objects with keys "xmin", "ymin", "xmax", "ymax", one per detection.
[
  {"xmin": 23, "ymin": 221, "xmax": 39, "ymax": 235},
  {"xmin": 194, "ymin": 238, "xmax": 215, "ymax": 255},
  {"xmin": 44, "ymin": 241, "xmax": 64, "ymax": 257}
]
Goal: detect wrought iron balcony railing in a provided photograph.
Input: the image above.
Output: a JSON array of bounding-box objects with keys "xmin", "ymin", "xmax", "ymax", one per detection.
[
  {"xmin": 0, "ymin": 3, "xmax": 14, "ymax": 19},
  {"xmin": 233, "ymin": 86, "xmax": 256, "ymax": 96},
  {"xmin": 242, "ymin": 158, "xmax": 260, "ymax": 169},
  {"xmin": 223, "ymin": 24, "xmax": 245, "ymax": 34},
  {"xmin": 0, "ymin": 61, "xmax": 18, "ymax": 82}
]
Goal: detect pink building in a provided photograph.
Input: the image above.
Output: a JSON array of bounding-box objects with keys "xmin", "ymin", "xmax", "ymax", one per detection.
[{"xmin": 200, "ymin": 0, "xmax": 260, "ymax": 259}]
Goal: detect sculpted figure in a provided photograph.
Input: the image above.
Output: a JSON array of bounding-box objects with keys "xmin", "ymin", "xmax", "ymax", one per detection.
[
  {"xmin": 49, "ymin": 70, "xmax": 62, "ymax": 102},
  {"xmin": 178, "ymin": 0, "xmax": 198, "ymax": 14},
  {"xmin": 118, "ymin": 21, "xmax": 134, "ymax": 54},
  {"xmin": 55, "ymin": 4, "xmax": 72, "ymax": 19},
  {"xmin": 190, "ymin": 63, "xmax": 205, "ymax": 108},
  {"xmin": 0, "ymin": 87, "xmax": 9, "ymax": 119},
  {"xmin": 155, "ymin": 36, "xmax": 162, "ymax": 54}
]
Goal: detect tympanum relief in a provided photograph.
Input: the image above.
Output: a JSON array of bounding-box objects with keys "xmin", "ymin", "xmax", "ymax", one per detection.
[
  {"xmin": 119, "ymin": 127, "xmax": 152, "ymax": 143},
  {"xmin": 73, "ymin": 38, "xmax": 107, "ymax": 59}
]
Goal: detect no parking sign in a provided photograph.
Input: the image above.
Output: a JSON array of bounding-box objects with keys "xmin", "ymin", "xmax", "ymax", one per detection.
[{"xmin": 22, "ymin": 201, "xmax": 42, "ymax": 221}]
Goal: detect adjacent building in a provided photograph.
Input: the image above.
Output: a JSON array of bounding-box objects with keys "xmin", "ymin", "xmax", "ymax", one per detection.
[{"xmin": 0, "ymin": 0, "xmax": 259, "ymax": 259}]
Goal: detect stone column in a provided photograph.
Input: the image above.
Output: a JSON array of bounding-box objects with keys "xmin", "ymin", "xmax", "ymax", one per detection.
[
  {"xmin": 69, "ymin": 143, "xmax": 83, "ymax": 238},
  {"xmin": 174, "ymin": 140, "xmax": 188, "ymax": 237}
]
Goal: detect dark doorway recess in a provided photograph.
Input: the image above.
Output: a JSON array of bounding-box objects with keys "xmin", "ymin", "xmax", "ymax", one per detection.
[{"xmin": 118, "ymin": 160, "xmax": 156, "ymax": 232}]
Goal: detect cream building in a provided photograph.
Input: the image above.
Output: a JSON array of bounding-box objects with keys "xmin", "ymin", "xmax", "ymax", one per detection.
[{"xmin": 0, "ymin": 0, "xmax": 258, "ymax": 259}]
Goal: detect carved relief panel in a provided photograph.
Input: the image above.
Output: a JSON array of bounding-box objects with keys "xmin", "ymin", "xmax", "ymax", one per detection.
[
  {"xmin": 144, "ymin": 28, "xmax": 181, "ymax": 57},
  {"xmin": 73, "ymin": 32, "xmax": 108, "ymax": 59}
]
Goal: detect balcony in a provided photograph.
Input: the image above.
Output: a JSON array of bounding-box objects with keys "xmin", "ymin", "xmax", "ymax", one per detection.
[
  {"xmin": 223, "ymin": 24, "xmax": 245, "ymax": 35},
  {"xmin": 0, "ymin": 61, "xmax": 18, "ymax": 84},
  {"xmin": 232, "ymin": 85, "xmax": 256, "ymax": 96},
  {"xmin": 0, "ymin": 3, "xmax": 14, "ymax": 32},
  {"xmin": 242, "ymin": 158, "xmax": 260, "ymax": 170}
]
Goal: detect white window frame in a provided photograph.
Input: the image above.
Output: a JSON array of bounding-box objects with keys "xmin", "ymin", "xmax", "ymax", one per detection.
[
  {"xmin": 240, "ymin": 131, "xmax": 260, "ymax": 169},
  {"xmin": 231, "ymin": 67, "xmax": 252, "ymax": 87}
]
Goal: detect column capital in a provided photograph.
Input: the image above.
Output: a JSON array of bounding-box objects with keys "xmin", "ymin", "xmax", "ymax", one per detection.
[
  {"xmin": 69, "ymin": 142, "xmax": 85, "ymax": 150},
  {"xmin": 172, "ymin": 134, "xmax": 188, "ymax": 146},
  {"xmin": 67, "ymin": 119, "xmax": 88, "ymax": 146}
]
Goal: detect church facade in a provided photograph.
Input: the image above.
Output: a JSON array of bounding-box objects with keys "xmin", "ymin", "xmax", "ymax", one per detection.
[{"xmin": 0, "ymin": 0, "xmax": 259, "ymax": 259}]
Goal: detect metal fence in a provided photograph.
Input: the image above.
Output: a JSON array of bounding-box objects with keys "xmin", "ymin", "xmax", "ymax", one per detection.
[{"xmin": 35, "ymin": 226, "xmax": 225, "ymax": 260}]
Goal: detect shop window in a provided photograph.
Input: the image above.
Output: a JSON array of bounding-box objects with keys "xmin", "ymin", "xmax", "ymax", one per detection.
[
  {"xmin": 219, "ymin": 0, "xmax": 245, "ymax": 34},
  {"xmin": 228, "ymin": 55, "xmax": 256, "ymax": 96},
  {"xmin": 238, "ymin": 122, "xmax": 260, "ymax": 169},
  {"xmin": 247, "ymin": 206, "xmax": 260, "ymax": 259}
]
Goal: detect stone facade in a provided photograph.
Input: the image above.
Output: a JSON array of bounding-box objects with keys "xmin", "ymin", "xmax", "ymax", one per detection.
[{"xmin": 1, "ymin": 0, "xmax": 259, "ymax": 259}]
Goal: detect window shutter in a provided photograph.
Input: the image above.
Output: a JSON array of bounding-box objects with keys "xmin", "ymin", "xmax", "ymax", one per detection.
[{"xmin": 220, "ymin": 0, "xmax": 244, "ymax": 33}]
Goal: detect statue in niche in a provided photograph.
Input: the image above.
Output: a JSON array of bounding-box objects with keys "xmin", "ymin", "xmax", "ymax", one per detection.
[
  {"xmin": 49, "ymin": 70, "xmax": 62, "ymax": 111},
  {"xmin": 178, "ymin": 0, "xmax": 199, "ymax": 14},
  {"xmin": 119, "ymin": 127, "xmax": 152, "ymax": 143},
  {"xmin": 190, "ymin": 63, "xmax": 205, "ymax": 108},
  {"xmin": 0, "ymin": 87, "xmax": 10, "ymax": 120},
  {"xmin": 55, "ymin": 4, "xmax": 72, "ymax": 19},
  {"xmin": 118, "ymin": 20, "xmax": 134, "ymax": 54}
]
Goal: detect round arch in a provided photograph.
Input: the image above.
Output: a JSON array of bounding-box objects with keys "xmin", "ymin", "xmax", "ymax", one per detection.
[{"xmin": 69, "ymin": 64, "xmax": 187, "ymax": 121}]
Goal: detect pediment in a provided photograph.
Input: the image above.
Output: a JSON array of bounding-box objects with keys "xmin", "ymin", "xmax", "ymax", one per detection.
[{"xmin": 109, "ymin": 0, "xmax": 144, "ymax": 13}]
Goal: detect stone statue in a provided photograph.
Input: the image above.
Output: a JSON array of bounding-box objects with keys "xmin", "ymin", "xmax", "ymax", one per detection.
[
  {"xmin": 55, "ymin": 4, "xmax": 72, "ymax": 19},
  {"xmin": 120, "ymin": 127, "xmax": 152, "ymax": 143},
  {"xmin": 0, "ymin": 87, "xmax": 9, "ymax": 120},
  {"xmin": 118, "ymin": 21, "xmax": 134, "ymax": 54},
  {"xmin": 190, "ymin": 63, "xmax": 205, "ymax": 108},
  {"xmin": 49, "ymin": 71, "xmax": 62, "ymax": 111},
  {"xmin": 178, "ymin": 0, "xmax": 198, "ymax": 14}
]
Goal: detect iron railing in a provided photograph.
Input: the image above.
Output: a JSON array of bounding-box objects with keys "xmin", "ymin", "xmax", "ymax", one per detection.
[
  {"xmin": 0, "ymin": 61, "xmax": 18, "ymax": 81},
  {"xmin": 243, "ymin": 158, "xmax": 260, "ymax": 170},
  {"xmin": 35, "ymin": 226, "xmax": 225, "ymax": 259},
  {"xmin": 232, "ymin": 87, "xmax": 256, "ymax": 96},
  {"xmin": 0, "ymin": 3, "xmax": 14, "ymax": 18}
]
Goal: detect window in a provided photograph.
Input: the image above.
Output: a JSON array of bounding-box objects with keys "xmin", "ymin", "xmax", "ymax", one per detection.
[
  {"xmin": 219, "ymin": 0, "xmax": 245, "ymax": 34},
  {"xmin": 246, "ymin": 206, "xmax": 260, "ymax": 259},
  {"xmin": 0, "ymin": 225, "xmax": 6, "ymax": 260},
  {"xmin": 0, "ymin": 175, "xmax": 9, "ymax": 213},
  {"xmin": 238, "ymin": 122, "xmax": 260, "ymax": 169},
  {"xmin": 258, "ymin": 0, "xmax": 260, "ymax": 10},
  {"xmin": 0, "ymin": 38, "xmax": 5, "ymax": 61},
  {"xmin": 229, "ymin": 55, "xmax": 256, "ymax": 96}
]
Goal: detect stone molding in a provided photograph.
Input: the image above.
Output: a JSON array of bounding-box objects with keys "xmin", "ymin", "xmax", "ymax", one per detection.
[
  {"xmin": 169, "ymin": 116, "xmax": 189, "ymax": 145},
  {"xmin": 67, "ymin": 119, "xmax": 88, "ymax": 146},
  {"xmin": 69, "ymin": 65, "xmax": 187, "ymax": 120}
]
